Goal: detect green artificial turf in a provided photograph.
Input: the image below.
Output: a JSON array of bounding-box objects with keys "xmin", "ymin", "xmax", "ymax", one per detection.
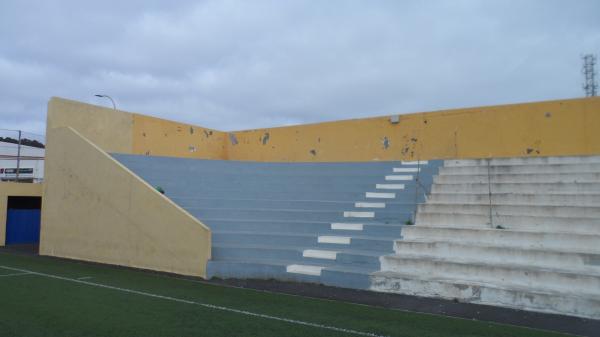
[{"xmin": 0, "ymin": 251, "xmax": 568, "ymax": 337}]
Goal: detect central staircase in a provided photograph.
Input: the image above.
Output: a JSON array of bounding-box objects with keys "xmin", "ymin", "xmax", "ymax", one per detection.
[{"xmin": 113, "ymin": 154, "xmax": 441, "ymax": 289}]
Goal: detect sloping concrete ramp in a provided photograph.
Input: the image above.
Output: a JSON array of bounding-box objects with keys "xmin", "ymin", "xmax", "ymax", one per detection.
[
  {"xmin": 372, "ymin": 155, "xmax": 600, "ymax": 319},
  {"xmin": 113, "ymin": 154, "xmax": 441, "ymax": 289}
]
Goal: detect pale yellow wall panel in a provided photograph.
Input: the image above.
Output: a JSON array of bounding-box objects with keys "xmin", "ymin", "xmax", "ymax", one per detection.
[
  {"xmin": 39, "ymin": 127, "xmax": 210, "ymax": 277},
  {"xmin": 47, "ymin": 97, "xmax": 133, "ymax": 154},
  {"xmin": 0, "ymin": 182, "xmax": 42, "ymax": 246}
]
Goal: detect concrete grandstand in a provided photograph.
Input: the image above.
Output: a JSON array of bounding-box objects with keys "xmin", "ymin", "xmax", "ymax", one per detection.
[{"xmin": 1, "ymin": 96, "xmax": 599, "ymax": 320}]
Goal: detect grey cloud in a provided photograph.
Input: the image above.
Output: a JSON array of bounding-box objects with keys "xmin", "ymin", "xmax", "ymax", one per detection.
[{"xmin": 0, "ymin": 0, "xmax": 599, "ymax": 135}]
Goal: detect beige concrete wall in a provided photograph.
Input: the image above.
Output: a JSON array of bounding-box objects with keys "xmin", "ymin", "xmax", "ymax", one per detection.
[
  {"xmin": 40, "ymin": 127, "xmax": 211, "ymax": 277},
  {"xmin": 47, "ymin": 97, "xmax": 134, "ymax": 154},
  {"xmin": 0, "ymin": 182, "xmax": 42, "ymax": 246}
]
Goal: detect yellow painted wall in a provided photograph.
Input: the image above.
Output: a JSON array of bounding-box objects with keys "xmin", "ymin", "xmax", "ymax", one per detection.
[
  {"xmin": 131, "ymin": 114, "xmax": 226, "ymax": 159},
  {"xmin": 40, "ymin": 127, "xmax": 211, "ymax": 277},
  {"xmin": 49, "ymin": 96, "xmax": 600, "ymax": 163},
  {"xmin": 0, "ymin": 182, "xmax": 42, "ymax": 246},
  {"xmin": 226, "ymin": 97, "xmax": 600, "ymax": 161}
]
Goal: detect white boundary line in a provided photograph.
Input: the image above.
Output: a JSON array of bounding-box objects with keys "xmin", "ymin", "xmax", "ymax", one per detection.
[
  {"xmin": 0, "ymin": 272, "xmax": 32, "ymax": 277},
  {"xmin": 0, "ymin": 265, "xmax": 387, "ymax": 337}
]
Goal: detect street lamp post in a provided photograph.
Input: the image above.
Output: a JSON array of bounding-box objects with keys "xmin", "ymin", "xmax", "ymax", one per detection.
[{"xmin": 94, "ymin": 94, "xmax": 116, "ymax": 110}]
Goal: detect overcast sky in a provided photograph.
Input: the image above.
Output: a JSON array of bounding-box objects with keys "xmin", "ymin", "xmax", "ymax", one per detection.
[{"xmin": 0, "ymin": 0, "xmax": 598, "ymax": 137}]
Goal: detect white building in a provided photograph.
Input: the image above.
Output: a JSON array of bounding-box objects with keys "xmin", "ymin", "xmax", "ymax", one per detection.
[{"xmin": 0, "ymin": 141, "xmax": 44, "ymax": 182}]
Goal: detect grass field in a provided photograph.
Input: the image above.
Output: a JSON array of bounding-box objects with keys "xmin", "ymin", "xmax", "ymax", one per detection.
[{"xmin": 0, "ymin": 251, "xmax": 569, "ymax": 337}]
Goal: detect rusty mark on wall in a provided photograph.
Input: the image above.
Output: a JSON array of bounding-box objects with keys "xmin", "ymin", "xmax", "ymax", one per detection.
[
  {"xmin": 261, "ymin": 132, "xmax": 270, "ymax": 145},
  {"xmin": 309, "ymin": 149, "xmax": 317, "ymax": 156},
  {"xmin": 400, "ymin": 135, "xmax": 418, "ymax": 158},
  {"xmin": 190, "ymin": 127, "xmax": 194, "ymax": 134},
  {"xmin": 525, "ymin": 140, "xmax": 541, "ymax": 155}
]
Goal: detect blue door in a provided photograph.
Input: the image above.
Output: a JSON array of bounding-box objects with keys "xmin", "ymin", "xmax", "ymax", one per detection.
[{"xmin": 5, "ymin": 209, "xmax": 41, "ymax": 244}]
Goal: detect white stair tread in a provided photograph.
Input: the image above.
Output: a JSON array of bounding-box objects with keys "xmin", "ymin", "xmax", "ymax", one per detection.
[
  {"xmin": 354, "ymin": 202, "xmax": 386, "ymax": 208},
  {"xmin": 318, "ymin": 236, "xmax": 351, "ymax": 244},
  {"xmin": 408, "ymin": 224, "xmax": 600, "ymax": 238},
  {"xmin": 366, "ymin": 192, "xmax": 396, "ymax": 198},
  {"xmin": 383, "ymin": 252, "xmax": 600, "ymax": 278},
  {"xmin": 286, "ymin": 264, "xmax": 324, "ymax": 276},
  {"xmin": 393, "ymin": 167, "xmax": 420, "ymax": 173},
  {"xmin": 344, "ymin": 211, "xmax": 375, "ymax": 218},
  {"xmin": 385, "ymin": 175, "xmax": 413, "ymax": 181},
  {"xmin": 372, "ymin": 270, "xmax": 600, "ymax": 300},
  {"xmin": 303, "ymin": 249, "xmax": 338, "ymax": 260},
  {"xmin": 395, "ymin": 238, "xmax": 600, "ymax": 256},
  {"xmin": 331, "ymin": 223, "xmax": 363, "ymax": 231},
  {"xmin": 376, "ymin": 184, "xmax": 405, "ymax": 190}
]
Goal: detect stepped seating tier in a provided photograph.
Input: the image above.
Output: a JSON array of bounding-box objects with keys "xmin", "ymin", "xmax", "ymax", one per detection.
[
  {"xmin": 112, "ymin": 154, "xmax": 442, "ymax": 289},
  {"xmin": 373, "ymin": 155, "xmax": 600, "ymax": 319}
]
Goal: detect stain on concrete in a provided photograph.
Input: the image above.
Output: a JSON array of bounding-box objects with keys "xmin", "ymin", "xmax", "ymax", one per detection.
[
  {"xmin": 317, "ymin": 137, "xmax": 321, "ymax": 143},
  {"xmin": 228, "ymin": 133, "xmax": 238, "ymax": 145},
  {"xmin": 545, "ymin": 112, "xmax": 552, "ymax": 118},
  {"xmin": 309, "ymin": 149, "xmax": 317, "ymax": 156},
  {"xmin": 261, "ymin": 132, "xmax": 270, "ymax": 145},
  {"xmin": 177, "ymin": 126, "xmax": 182, "ymax": 132},
  {"xmin": 382, "ymin": 137, "xmax": 390, "ymax": 149},
  {"xmin": 145, "ymin": 151, "xmax": 150, "ymax": 155},
  {"xmin": 142, "ymin": 132, "xmax": 146, "ymax": 137},
  {"xmin": 190, "ymin": 127, "xmax": 194, "ymax": 134}
]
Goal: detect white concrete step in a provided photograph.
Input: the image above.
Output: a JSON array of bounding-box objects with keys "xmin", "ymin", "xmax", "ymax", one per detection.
[
  {"xmin": 431, "ymin": 182, "xmax": 600, "ymax": 194},
  {"xmin": 376, "ymin": 184, "xmax": 405, "ymax": 190},
  {"xmin": 303, "ymin": 249, "xmax": 337, "ymax": 260},
  {"xmin": 402, "ymin": 226, "xmax": 600, "ymax": 253},
  {"xmin": 331, "ymin": 223, "xmax": 363, "ymax": 231},
  {"xmin": 445, "ymin": 156, "xmax": 600, "ymax": 167},
  {"xmin": 439, "ymin": 163, "xmax": 600, "ymax": 175},
  {"xmin": 415, "ymin": 212, "xmax": 600, "ymax": 234},
  {"xmin": 366, "ymin": 192, "xmax": 396, "ymax": 199},
  {"xmin": 393, "ymin": 239, "xmax": 600, "ymax": 274},
  {"xmin": 427, "ymin": 193, "xmax": 600, "ymax": 207},
  {"xmin": 344, "ymin": 211, "xmax": 375, "ymax": 218},
  {"xmin": 354, "ymin": 202, "xmax": 386, "ymax": 208},
  {"xmin": 434, "ymin": 173, "xmax": 600, "ymax": 184},
  {"xmin": 371, "ymin": 271, "xmax": 600, "ymax": 319},
  {"xmin": 286, "ymin": 264, "xmax": 324, "ymax": 276},
  {"xmin": 418, "ymin": 203, "xmax": 600, "ymax": 218},
  {"xmin": 379, "ymin": 254, "xmax": 600, "ymax": 295},
  {"xmin": 393, "ymin": 167, "xmax": 420, "ymax": 173},
  {"xmin": 318, "ymin": 236, "xmax": 351, "ymax": 244}
]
